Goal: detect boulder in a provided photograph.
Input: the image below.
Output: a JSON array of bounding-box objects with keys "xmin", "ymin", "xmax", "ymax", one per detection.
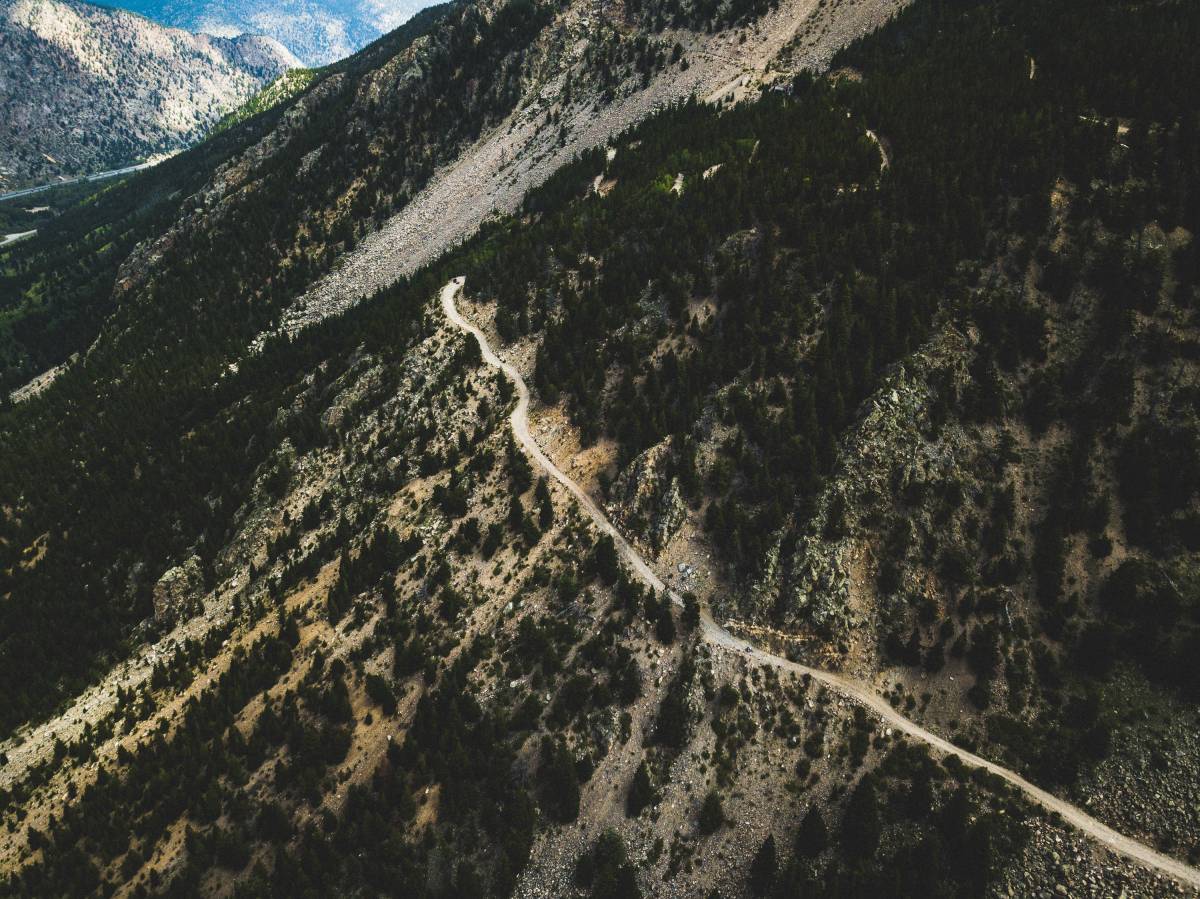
[
  {"xmin": 607, "ymin": 439, "xmax": 687, "ymax": 553},
  {"xmin": 153, "ymin": 555, "xmax": 204, "ymax": 624}
]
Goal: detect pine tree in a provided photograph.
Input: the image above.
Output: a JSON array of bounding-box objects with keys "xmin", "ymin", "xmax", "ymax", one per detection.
[
  {"xmin": 535, "ymin": 477, "xmax": 554, "ymax": 528},
  {"xmin": 537, "ymin": 738, "xmax": 580, "ymax": 823},
  {"xmin": 794, "ymin": 806, "xmax": 827, "ymax": 859},
  {"xmin": 698, "ymin": 790, "xmax": 724, "ymax": 835},
  {"xmin": 748, "ymin": 834, "xmax": 777, "ymax": 897}
]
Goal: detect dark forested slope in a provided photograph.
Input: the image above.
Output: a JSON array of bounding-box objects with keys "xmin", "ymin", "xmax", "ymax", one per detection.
[{"xmin": 2, "ymin": 0, "xmax": 1199, "ymax": 895}]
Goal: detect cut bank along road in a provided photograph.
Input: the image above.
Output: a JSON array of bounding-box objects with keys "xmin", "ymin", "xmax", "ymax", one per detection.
[{"xmin": 441, "ymin": 278, "xmax": 1200, "ymax": 892}]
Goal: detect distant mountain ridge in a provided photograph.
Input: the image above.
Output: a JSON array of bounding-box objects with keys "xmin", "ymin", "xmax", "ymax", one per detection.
[
  {"xmin": 109, "ymin": 0, "xmax": 433, "ymax": 64},
  {"xmin": 0, "ymin": 0, "xmax": 297, "ymax": 190}
]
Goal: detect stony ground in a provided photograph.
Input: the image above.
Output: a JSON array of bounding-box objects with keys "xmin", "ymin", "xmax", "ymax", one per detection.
[
  {"xmin": 0, "ymin": 306, "xmax": 486, "ymax": 870},
  {"xmin": 263, "ymin": 0, "xmax": 908, "ymax": 344},
  {"xmin": 449, "ymin": 284, "xmax": 1200, "ymax": 896}
]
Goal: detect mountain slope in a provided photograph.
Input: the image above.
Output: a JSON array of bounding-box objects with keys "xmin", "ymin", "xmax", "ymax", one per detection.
[
  {"xmin": 111, "ymin": 0, "xmax": 434, "ymax": 64},
  {"xmin": 273, "ymin": 0, "xmax": 905, "ymax": 335},
  {"xmin": 2, "ymin": 0, "xmax": 1199, "ymax": 895},
  {"xmin": 209, "ymin": 67, "xmax": 317, "ymax": 135},
  {"xmin": 0, "ymin": 0, "xmax": 297, "ymax": 191}
]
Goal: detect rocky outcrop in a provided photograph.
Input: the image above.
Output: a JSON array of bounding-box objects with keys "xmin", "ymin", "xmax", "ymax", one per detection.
[
  {"xmin": 780, "ymin": 536, "xmax": 854, "ymax": 634},
  {"xmin": 607, "ymin": 439, "xmax": 687, "ymax": 555},
  {"xmin": 749, "ymin": 327, "xmax": 973, "ymax": 641},
  {"xmin": 319, "ymin": 360, "xmax": 383, "ymax": 432},
  {"xmin": 152, "ymin": 555, "xmax": 204, "ymax": 624}
]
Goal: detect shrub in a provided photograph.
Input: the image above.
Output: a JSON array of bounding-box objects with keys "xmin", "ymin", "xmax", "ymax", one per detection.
[
  {"xmin": 578, "ymin": 830, "xmax": 642, "ymax": 899},
  {"xmin": 626, "ymin": 761, "xmax": 657, "ymax": 817},
  {"xmin": 1099, "ymin": 559, "xmax": 1179, "ymax": 627},
  {"xmin": 365, "ymin": 673, "xmax": 398, "ymax": 715}
]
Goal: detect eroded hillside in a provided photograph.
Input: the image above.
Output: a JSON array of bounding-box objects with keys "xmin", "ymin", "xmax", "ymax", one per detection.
[{"xmin": 1, "ymin": 270, "xmax": 1188, "ymax": 896}]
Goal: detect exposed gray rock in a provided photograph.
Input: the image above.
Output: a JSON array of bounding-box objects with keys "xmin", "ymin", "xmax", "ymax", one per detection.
[
  {"xmin": 608, "ymin": 439, "xmax": 687, "ymax": 554},
  {"xmin": 747, "ymin": 327, "xmax": 974, "ymax": 642},
  {"xmin": 152, "ymin": 556, "xmax": 204, "ymax": 624},
  {"xmin": 0, "ymin": 0, "xmax": 296, "ymax": 191}
]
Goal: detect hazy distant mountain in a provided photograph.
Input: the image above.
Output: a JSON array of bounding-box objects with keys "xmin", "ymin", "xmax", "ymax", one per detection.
[
  {"xmin": 109, "ymin": 0, "xmax": 433, "ymax": 64},
  {"xmin": 0, "ymin": 0, "xmax": 297, "ymax": 190}
]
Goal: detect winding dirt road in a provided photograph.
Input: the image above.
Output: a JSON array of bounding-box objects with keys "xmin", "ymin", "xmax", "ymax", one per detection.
[{"xmin": 441, "ymin": 277, "xmax": 1200, "ymax": 891}]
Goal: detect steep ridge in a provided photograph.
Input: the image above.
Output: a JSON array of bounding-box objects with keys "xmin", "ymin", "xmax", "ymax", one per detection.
[
  {"xmin": 0, "ymin": 0, "xmax": 297, "ymax": 190},
  {"xmin": 0, "ymin": 1, "xmax": 451, "ymax": 394},
  {"xmin": 7, "ymin": 0, "xmax": 902, "ymax": 390}
]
